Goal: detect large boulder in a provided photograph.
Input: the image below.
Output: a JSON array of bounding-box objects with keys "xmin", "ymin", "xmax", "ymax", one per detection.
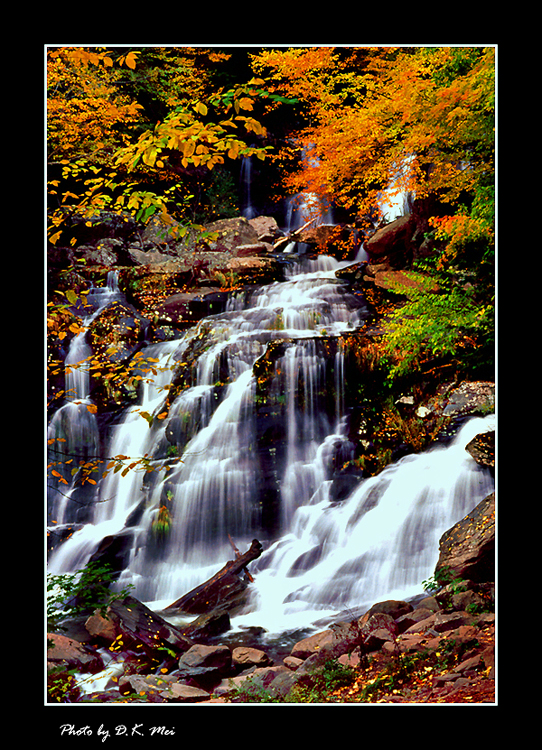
[
  {"xmin": 441, "ymin": 381, "xmax": 495, "ymax": 417},
  {"xmin": 365, "ymin": 215, "xmax": 414, "ymax": 268},
  {"xmin": 203, "ymin": 216, "xmax": 260, "ymax": 252},
  {"xmin": 435, "ymin": 492, "xmax": 495, "ymax": 583},
  {"xmin": 47, "ymin": 633, "xmax": 104, "ymax": 673},
  {"xmin": 154, "ymin": 289, "xmax": 229, "ymax": 327},
  {"xmin": 248, "ymin": 215, "xmax": 283, "ymax": 242},
  {"xmin": 465, "ymin": 431, "xmax": 495, "ymax": 469},
  {"xmin": 176, "ymin": 644, "xmax": 232, "ymax": 689}
]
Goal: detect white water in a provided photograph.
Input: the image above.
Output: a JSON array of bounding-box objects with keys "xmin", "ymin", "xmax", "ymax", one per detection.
[
  {"xmin": 240, "ymin": 155, "xmax": 257, "ymax": 219},
  {"xmin": 47, "ymin": 258, "xmax": 494, "ymax": 636},
  {"xmin": 235, "ymin": 413, "xmax": 494, "ymax": 635},
  {"xmin": 47, "ymin": 273, "xmax": 123, "ymax": 529}
]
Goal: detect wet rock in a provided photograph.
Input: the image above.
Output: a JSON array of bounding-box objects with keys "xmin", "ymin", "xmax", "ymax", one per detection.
[
  {"xmin": 203, "ymin": 216, "xmax": 260, "ymax": 251},
  {"xmin": 47, "ymin": 633, "xmax": 104, "ymax": 674},
  {"xmin": 232, "ymin": 646, "xmax": 272, "ymax": 669},
  {"xmin": 248, "ymin": 215, "xmax": 283, "ymax": 242},
  {"xmin": 441, "ymin": 381, "xmax": 495, "ymax": 417},
  {"xmin": 291, "ymin": 630, "xmax": 334, "ymax": 660},
  {"xmin": 178, "ymin": 644, "xmax": 232, "ymax": 673},
  {"xmin": 108, "ymin": 595, "xmax": 194, "ymax": 656},
  {"xmin": 154, "ymin": 289, "xmax": 229, "ymax": 327},
  {"xmin": 466, "ymin": 431, "xmax": 495, "ymax": 469},
  {"xmin": 433, "ymin": 611, "xmax": 474, "ymax": 633},
  {"xmin": 180, "ymin": 611, "xmax": 231, "ymax": 640},
  {"xmin": 365, "ymin": 215, "xmax": 414, "ymax": 268},
  {"xmin": 435, "ymin": 493, "xmax": 495, "ymax": 583}
]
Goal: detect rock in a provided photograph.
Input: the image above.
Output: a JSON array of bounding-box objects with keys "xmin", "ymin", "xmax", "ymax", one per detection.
[
  {"xmin": 119, "ymin": 674, "xmax": 167, "ymax": 698},
  {"xmin": 248, "ymin": 215, "xmax": 283, "ymax": 242},
  {"xmin": 154, "ymin": 289, "xmax": 229, "ymax": 327},
  {"xmin": 180, "ymin": 610, "xmax": 231, "ymax": 640},
  {"xmin": 441, "ymin": 381, "xmax": 495, "ymax": 417},
  {"xmin": 283, "ymin": 656, "xmax": 304, "ymax": 671},
  {"xmin": 225, "ymin": 255, "xmax": 283, "ymax": 284},
  {"xmin": 167, "ymin": 683, "xmax": 211, "ymax": 702},
  {"xmin": 71, "ymin": 243, "xmax": 120, "ymax": 267},
  {"xmin": 435, "ymin": 493, "xmax": 495, "ymax": 583},
  {"xmin": 361, "ymin": 599, "xmax": 413, "ymax": 621},
  {"xmin": 178, "ymin": 644, "xmax": 232, "ymax": 673},
  {"xmin": 127, "ymin": 246, "xmax": 178, "ymax": 267},
  {"xmin": 230, "ymin": 666, "xmax": 298, "ymax": 700},
  {"xmin": 416, "ymin": 406, "xmax": 432, "ymax": 418},
  {"xmin": 404, "ymin": 614, "xmax": 437, "ymax": 634},
  {"xmin": 456, "ymin": 654, "xmax": 482, "ymax": 673},
  {"xmin": 176, "ymin": 644, "xmax": 232, "ymax": 690},
  {"xmin": 357, "ymin": 612, "xmax": 398, "ymax": 650},
  {"xmin": 365, "ymin": 215, "xmax": 413, "ymax": 268},
  {"xmin": 232, "ymin": 647, "xmax": 272, "ymax": 669},
  {"xmin": 86, "ymin": 301, "xmax": 146, "ymax": 363},
  {"xmin": 203, "ymin": 216, "xmax": 260, "ymax": 252},
  {"xmin": 291, "ymin": 630, "xmax": 334, "ymax": 660},
  {"xmin": 47, "ymin": 633, "xmax": 103, "ymax": 673},
  {"xmin": 433, "ymin": 611, "xmax": 474, "ymax": 633},
  {"xmin": 465, "ymin": 431, "xmax": 495, "ymax": 469},
  {"xmin": 234, "ymin": 242, "xmax": 273, "ymax": 257},
  {"xmin": 395, "ymin": 608, "xmax": 435, "ymax": 634},
  {"xmin": 84, "ymin": 610, "xmax": 117, "ymax": 642},
  {"xmin": 417, "ymin": 596, "xmax": 440, "ymax": 611}
]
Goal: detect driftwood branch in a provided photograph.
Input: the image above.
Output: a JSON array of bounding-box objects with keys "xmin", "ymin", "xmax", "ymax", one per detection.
[
  {"xmin": 228, "ymin": 533, "xmax": 254, "ymax": 581},
  {"xmin": 165, "ymin": 539, "xmax": 263, "ymax": 615},
  {"xmin": 273, "ymin": 216, "xmax": 319, "ymax": 251}
]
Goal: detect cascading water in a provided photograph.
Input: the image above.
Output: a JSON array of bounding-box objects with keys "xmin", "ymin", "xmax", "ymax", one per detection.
[
  {"xmin": 47, "ymin": 272, "xmax": 123, "ymax": 530},
  {"xmin": 236, "ymin": 413, "xmax": 495, "ymax": 634},
  {"xmin": 240, "ymin": 155, "xmax": 257, "ymax": 219},
  {"xmin": 47, "ymin": 255, "xmax": 495, "ymax": 637}
]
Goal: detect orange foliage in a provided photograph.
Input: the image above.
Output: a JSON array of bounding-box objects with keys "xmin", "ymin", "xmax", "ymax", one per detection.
[
  {"xmin": 47, "ymin": 47, "xmax": 143, "ymax": 162},
  {"xmin": 251, "ymin": 46, "xmax": 495, "ymax": 224}
]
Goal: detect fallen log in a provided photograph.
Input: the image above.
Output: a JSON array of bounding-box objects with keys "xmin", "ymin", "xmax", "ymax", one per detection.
[
  {"xmin": 107, "ymin": 595, "xmax": 194, "ymax": 655},
  {"xmin": 273, "ymin": 216, "xmax": 319, "ymax": 251},
  {"xmin": 165, "ymin": 539, "xmax": 263, "ymax": 616}
]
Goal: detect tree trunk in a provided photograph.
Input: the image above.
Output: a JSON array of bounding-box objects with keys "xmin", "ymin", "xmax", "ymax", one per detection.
[
  {"xmin": 165, "ymin": 539, "xmax": 263, "ymax": 615},
  {"xmin": 273, "ymin": 216, "xmax": 319, "ymax": 251}
]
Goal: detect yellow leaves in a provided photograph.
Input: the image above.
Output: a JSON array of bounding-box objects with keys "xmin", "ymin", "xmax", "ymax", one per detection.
[
  {"xmin": 236, "ymin": 96, "xmax": 254, "ymax": 112},
  {"xmin": 194, "ymin": 101, "xmax": 208, "ymax": 116},
  {"xmin": 235, "ymin": 115, "xmax": 266, "ymax": 136},
  {"xmin": 118, "ymin": 50, "xmax": 139, "ymax": 70}
]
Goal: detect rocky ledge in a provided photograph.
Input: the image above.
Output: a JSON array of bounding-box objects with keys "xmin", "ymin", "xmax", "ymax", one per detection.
[{"xmin": 47, "ymin": 489, "xmax": 495, "ymax": 704}]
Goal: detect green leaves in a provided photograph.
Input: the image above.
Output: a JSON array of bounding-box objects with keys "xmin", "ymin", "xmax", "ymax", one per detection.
[{"xmin": 47, "ymin": 561, "xmax": 134, "ymax": 632}]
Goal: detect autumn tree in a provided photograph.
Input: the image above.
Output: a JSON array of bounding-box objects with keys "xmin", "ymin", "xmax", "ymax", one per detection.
[
  {"xmin": 251, "ymin": 45, "xmax": 495, "ymax": 379},
  {"xmin": 47, "ymin": 46, "xmax": 275, "ymax": 246}
]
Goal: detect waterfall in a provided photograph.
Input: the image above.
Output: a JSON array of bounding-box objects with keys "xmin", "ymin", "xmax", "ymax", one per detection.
[
  {"xmin": 47, "ymin": 258, "xmax": 494, "ymax": 635},
  {"xmin": 47, "ymin": 273, "xmax": 122, "ymax": 530},
  {"xmin": 236, "ymin": 413, "xmax": 495, "ymax": 634},
  {"xmin": 378, "ymin": 155, "xmax": 415, "ymax": 222},
  {"xmin": 240, "ymin": 155, "xmax": 256, "ymax": 219}
]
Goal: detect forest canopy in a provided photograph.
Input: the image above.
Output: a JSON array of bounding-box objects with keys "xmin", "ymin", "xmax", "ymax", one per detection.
[{"xmin": 47, "ymin": 44, "xmax": 495, "ymax": 380}]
